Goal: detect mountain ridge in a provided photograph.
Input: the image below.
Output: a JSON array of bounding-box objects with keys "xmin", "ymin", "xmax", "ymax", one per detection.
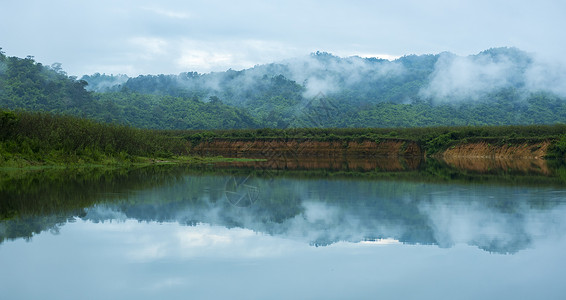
[{"xmin": 2, "ymin": 46, "xmax": 566, "ymax": 129}]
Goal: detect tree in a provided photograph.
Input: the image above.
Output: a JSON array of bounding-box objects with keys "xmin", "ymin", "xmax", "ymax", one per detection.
[
  {"xmin": 50, "ymin": 62, "xmax": 66, "ymax": 75},
  {"xmin": 209, "ymin": 96, "xmax": 222, "ymax": 105}
]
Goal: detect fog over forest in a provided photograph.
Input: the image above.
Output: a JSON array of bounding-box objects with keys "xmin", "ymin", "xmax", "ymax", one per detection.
[{"xmin": 83, "ymin": 47, "xmax": 566, "ymax": 104}]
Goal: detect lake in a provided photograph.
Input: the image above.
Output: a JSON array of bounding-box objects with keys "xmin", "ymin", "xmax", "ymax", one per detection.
[{"xmin": 1, "ymin": 157, "xmax": 566, "ymax": 299}]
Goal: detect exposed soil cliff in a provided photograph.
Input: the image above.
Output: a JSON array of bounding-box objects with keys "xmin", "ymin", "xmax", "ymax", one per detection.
[
  {"xmin": 190, "ymin": 138, "xmax": 553, "ymax": 164},
  {"xmin": 190, "ymin": 138, "xmax": 555, "ymax": 174}
]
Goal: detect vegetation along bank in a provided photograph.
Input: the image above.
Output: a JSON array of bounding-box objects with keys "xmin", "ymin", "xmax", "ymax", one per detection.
[{"xmin": 3, "ymin": 109, "xmax": 564, "ymax": 168}]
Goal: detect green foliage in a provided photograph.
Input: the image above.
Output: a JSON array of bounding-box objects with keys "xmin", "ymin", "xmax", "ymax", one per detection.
[
  {"xmin": 0, "ymin": 53, "xmax": 260, "ymax": 130},
  {"xmin": 0, "ymin": 110, "xmax": 18, "ymax": 138},
  {"xmin": 426, "ymin": 133, "xmax": 454, "ymax": 154},
  {"xmin": 0, "ymin": 109, "xmax": 190, "ymax": 165},
  {"xmin": 92, "ymin": 92, "xmax": 259, "ymax": 129},
  {"xmin": 556, "ymin": 136, "xmax": 566, "ymax": 154},
  {"xmin": 547, "ymin": 135, "xmax": 566, "ymax": 159},
  {"xmin": 0, "ymin": 55, "xmax": 95, "ymax": 116}
]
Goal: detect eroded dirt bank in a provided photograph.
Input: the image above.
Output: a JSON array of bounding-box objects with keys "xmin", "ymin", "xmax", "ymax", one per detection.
[
  {"xmin": 190, "ymin": 138, "xmax": 553, "ymax": 159},
  {"xmin": 189, "ymin": 138, "xmax": 557, "ymax": 175}
]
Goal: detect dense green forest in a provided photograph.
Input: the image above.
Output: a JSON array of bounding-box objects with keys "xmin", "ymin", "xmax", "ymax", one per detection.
[
  {"xmin": 0, "ymin": 48, "xmax": 258, "ymax": 130},
  {"xmin": 2, "ymin": 47, "xmax": 566, "ymax": 130}
]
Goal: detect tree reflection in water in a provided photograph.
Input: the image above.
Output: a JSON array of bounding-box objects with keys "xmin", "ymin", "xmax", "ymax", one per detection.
[{"xmin": 1, "ymin": 157, "xmax": 566, "ymax": 254}]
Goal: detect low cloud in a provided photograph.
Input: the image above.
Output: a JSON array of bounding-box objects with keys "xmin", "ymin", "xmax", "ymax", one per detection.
[
  {"xmin": 420, "ymin": 51, "xmax": 521, "ymax": 101},
  {"xmin": 172, "ymin": 51, "xmax": 407, "ymax": 101},
  {"xmin": 302, "ymin": 77, "xmax": 339, "ymax": 98},
  {"xmin": 524, "ymin": 55, "xmax": 566, "ymax": 97},
  {"xmin": 420, "ymin": 48, "xmax": 566, "ymax": 102},
  {"xmin": 279, "ymin": 53, "xmax": 406, "ymax": 99}
]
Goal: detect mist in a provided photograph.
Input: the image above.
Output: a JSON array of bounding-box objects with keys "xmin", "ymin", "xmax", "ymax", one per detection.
[
  {"xmin": 191, "ymin": 52, "xmax": 407, "ymax": 102},
  {"xmin": 419, "ymin": 51, "xmax": 520, "ymax": 101},
  {"xmin": 419, "ymin": 47, "xmax": 566, "ymax": 102},
  {"xmin": 279, "ymin": 53, "xmax": 406, "ymax": 99},
  {"xmin": 82, "ymin": 73, "xmax": 129, "ymax": 92},
  {"xmin": 83, "ymin": 51, "xmax": 407, "ymax": 102},
  {"xmin": 524, "ymin": 54, "xmax": 566, "ymax": 97},
  {"xmin": 0, "ymin": 60, "xmax": 5, "ymax": 96}
]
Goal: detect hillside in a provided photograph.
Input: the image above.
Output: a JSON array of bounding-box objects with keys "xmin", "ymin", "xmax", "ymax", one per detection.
[
  {"xmin": 0, "ymin": 48, "xmax": 259, "ymax": 130},
  {"xmin": 82, "ymin": 47, "xmax": 566, "ymax": 128},
  {"xmin": 2, "ymin": 47, "xmax": 566, "ymax": 129}
]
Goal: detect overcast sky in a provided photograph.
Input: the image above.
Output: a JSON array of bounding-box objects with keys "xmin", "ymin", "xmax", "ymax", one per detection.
[{"xmin": 1, "ymin": 0, "xmax": 564, "ymax": 76}]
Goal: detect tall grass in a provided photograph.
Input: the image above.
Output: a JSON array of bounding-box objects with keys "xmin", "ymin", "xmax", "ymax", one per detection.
[{"xmin": 0, "ymin": 110, "xmax": 188, "ymax": 164}]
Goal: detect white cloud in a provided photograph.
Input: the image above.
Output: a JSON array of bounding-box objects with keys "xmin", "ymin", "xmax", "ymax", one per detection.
[
  {"xmin": 1, "ymin": 0, "xmax": 565, "ymax": 76},
  {"xmin": 420, "ymin": 52, "xmax": 518, "ymax": 101},
  {"xmin": 175, "ymin": 39, "xmax": 299, "ymax": 73},
  {"xmin": 338, "ymin": 52, "xmax": 401, "ymax": 61},
  {"xmin": 141, "ymin": 6, "xmax": 192, "ymax": 19},
  {"xmin": 129, "ymin": 37, "xmax": 169, "ymax": 57},
  {"xmin": 524, "ymin": 55, "xmax": 566, "ymax": 97},
  {"xmin": 177, "ymin": 51, "xmax": 235, "ymax": 72}
]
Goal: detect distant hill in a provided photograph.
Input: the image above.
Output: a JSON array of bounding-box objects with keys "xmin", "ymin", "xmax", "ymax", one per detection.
[
  {"xmin": 0, "ymin": 48, "xmax": 259, "ymax": 129},
  {"xmin": 2, "ymin": 47, "xmax": 566, "ymax": 129}
]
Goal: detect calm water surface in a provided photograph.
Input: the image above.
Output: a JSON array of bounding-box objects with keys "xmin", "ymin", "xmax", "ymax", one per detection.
[{"xmin": 1, "ymin": 159, "xmax": 566, "ymax": 299}]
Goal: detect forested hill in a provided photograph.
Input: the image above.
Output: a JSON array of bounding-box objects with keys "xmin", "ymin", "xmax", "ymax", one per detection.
[
  {"xmin": 0, "ymin": 48, "xmax": 259, "ymax": 129},
  {"xmin": 83, "ymin": 47, "xmax": 566, "ymax": 128},
  {"xmin": 2, "ymin": 46, "xmax": 566, "ymax": 129}
]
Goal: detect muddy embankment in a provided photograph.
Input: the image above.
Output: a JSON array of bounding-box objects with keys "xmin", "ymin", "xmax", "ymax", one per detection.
[{"xmin": 189, "ymin": 138, "xmax": 554, "ymax": 174}]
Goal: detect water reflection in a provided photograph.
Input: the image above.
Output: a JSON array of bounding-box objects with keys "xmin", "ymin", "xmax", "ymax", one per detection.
[
  {"xmin": 2, "ymin": 162, "xmax": 566, "ymax": 254},
  {"xmin": 218, "ymin": 155, "xmax": 423, "ymax": 171},
  {"xmin": 213, "ymin": 152, "xmax": 557, "ymax": 176},
  {"xmin": 441, "ymin": 155, "xmax": 551, "ymax": 175}
]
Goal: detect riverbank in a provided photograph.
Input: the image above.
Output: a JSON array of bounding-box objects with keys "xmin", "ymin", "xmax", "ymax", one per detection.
[
  {"xmin": 187, "ymin": 137, "xmax": 557, "ymax": 160},
  {"xmin": 2, "ymin": 110, "xmax": 566, "ymax": 167},
  {"xmin": 183, "ymin": 125, "xmax": 566, "ymax": 159}
]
